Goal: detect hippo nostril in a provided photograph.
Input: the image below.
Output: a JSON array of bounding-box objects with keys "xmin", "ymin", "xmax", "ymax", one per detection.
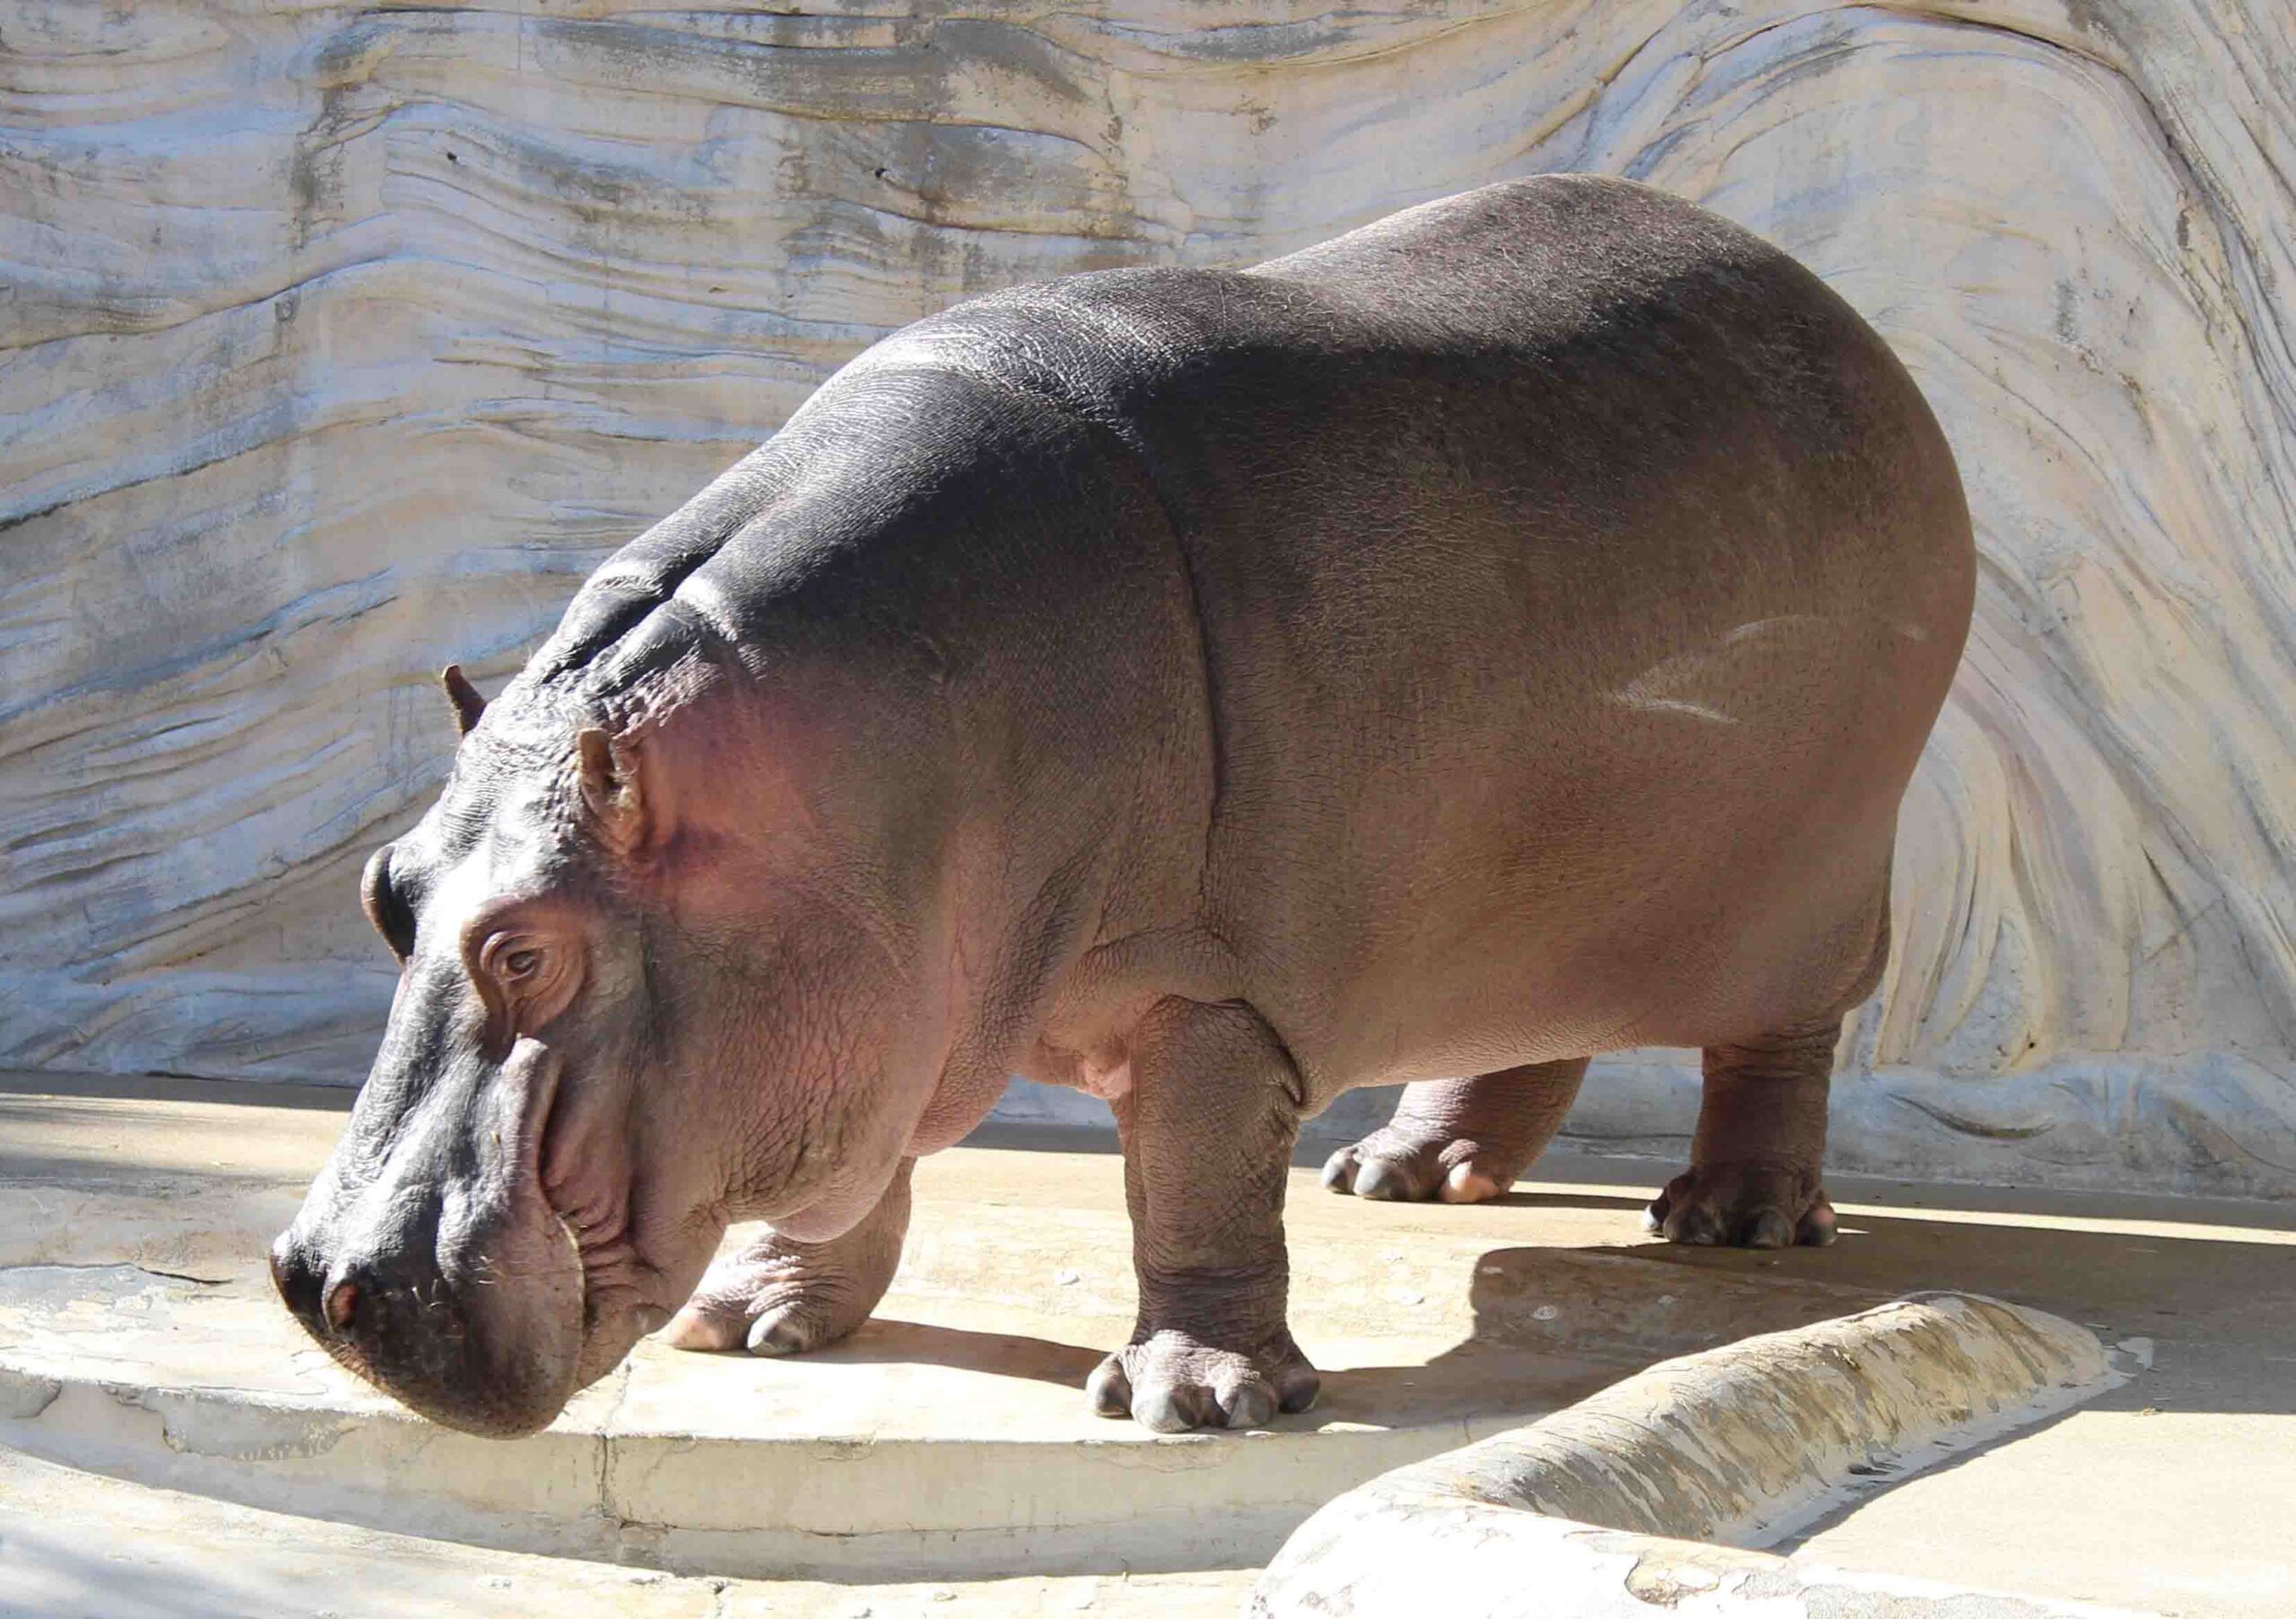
[
  {"xmin": 269, "ymin": 1234, "xmax": 326, "ymax": 1327},
  {"xmin": 324, "ymin": 1277, "xmax": 360, "ymax": 1336}
]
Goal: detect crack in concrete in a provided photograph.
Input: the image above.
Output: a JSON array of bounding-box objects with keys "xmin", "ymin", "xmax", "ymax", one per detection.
[{"xmin": 0, "ymin": 1262, "xmax": 231, "ymax": 1286}]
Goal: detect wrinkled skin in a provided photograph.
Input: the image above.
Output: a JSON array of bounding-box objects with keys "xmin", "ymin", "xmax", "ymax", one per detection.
[{"xmin": 274, "ymin": 177, "xmax": 1973, "ymax": 1437}]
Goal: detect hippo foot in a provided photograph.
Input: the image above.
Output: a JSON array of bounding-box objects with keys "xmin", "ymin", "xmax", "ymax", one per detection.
[
  {"xmin": 1320, "ymin": 1127, "xmax": 1513, "ymax": 1205},
  {"xmin": 1644, "ymin": 1164, "xmax": 1838, "ymax": 1249},
  {"xmin": 1086, "ymin": 1329, "xmax": 1321, "ymax": 1433},
  {"xmin": 660, "ymin": 1236, "xmax": 887, "ymax": 1356},
  {"xmin": 665, "ymin": 1162, "xmax": 912, "ymax": 1356}
]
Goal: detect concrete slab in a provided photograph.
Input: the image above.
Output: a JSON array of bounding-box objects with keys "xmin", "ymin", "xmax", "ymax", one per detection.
[
  {"xmin": 0, "ymin": 1445, "xmax": 1257, "ymax": 1619},
  {"xmin": 1785, "ymin": 1405, "xmax": 2296, "ymax": 1617},
  {"xmin": 2, "ymin": 1072, "xmax": 2292, "ymax": 1612},
  {"xmin": 0, "ymin": 1074, "xmax": 1896, "ymax": 1580}
]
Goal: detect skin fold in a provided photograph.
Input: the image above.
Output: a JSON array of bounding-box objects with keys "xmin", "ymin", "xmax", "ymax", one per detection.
[{"xmin": 273, "ymin": 175, "xmax": 1975, "ymax": 1437}]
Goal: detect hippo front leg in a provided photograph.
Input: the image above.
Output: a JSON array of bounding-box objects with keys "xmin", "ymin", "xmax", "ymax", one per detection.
[
  {"xmin": 1087, "ymin": 998, "xmax": 1319, "ymax": 1433},
  {"xmin": 663, "ymin": 1157, "xmax": 914, "ymax": 1356}
]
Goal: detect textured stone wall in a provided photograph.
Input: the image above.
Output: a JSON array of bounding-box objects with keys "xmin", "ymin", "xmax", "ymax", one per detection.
[{"xmin": 4, "ymin": 1, "xmax": 2292, "ymax": 1195}]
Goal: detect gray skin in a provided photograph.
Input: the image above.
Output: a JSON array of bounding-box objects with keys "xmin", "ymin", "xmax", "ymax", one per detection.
[{"xmin": 271, "ymin": 176, "xmax": 1974, "ymax": 1438}]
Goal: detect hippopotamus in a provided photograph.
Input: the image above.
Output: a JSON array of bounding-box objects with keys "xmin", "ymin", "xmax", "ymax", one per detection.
[{"xmin": 271, "ymin": 175, "xmax": 1974, "ymax": 1437}]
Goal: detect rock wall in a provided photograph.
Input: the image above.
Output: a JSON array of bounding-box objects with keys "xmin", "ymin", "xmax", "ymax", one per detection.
[{"xmin": 4, "ymin": 1, "xmax": 2292, "ymax": 1195}]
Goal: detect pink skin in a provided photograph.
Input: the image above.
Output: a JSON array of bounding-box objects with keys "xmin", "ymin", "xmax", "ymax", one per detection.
[{"xmin": 535, "ymin": 701, "xmax": 973, "ymax": 1380}]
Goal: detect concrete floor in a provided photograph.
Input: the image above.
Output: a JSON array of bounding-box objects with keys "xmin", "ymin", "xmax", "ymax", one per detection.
[
  {"xmin": 3, "ymin": 1071, "xmax": 2292, "ymax": 1616},
  {"xmin": 0, "ymin": 1445, "xmax": 1255, "ymax": 1619}
]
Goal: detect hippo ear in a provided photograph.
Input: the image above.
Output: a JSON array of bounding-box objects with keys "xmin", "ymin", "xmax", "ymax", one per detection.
[
  {"xmin": 441, "ymin": 665, "xmax": 488, "ymax": 738},
  {"xmin": 576, "ymin": 726, "xmax": 648, "ymax": 855}
]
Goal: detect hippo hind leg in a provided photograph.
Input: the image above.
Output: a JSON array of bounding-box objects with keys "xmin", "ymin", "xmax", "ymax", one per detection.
[
  {"xmin": 1322, "ymin": 1058, "xmax": 1589, "ymax": 1205},
  {"xmin": 1647, "ymin": 1017, "xmax": 1841, "ymax": 1249}
]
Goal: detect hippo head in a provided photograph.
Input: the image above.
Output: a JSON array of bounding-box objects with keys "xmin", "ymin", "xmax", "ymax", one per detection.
[{"xmin": 270, "ymin": 658, "xmax": 939, "ymax": 1436}]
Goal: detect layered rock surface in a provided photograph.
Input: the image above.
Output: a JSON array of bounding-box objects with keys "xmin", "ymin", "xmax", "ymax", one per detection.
[{"xmin": 4, "ymin": 1, "xmax": 2292, "ymax": 1192}]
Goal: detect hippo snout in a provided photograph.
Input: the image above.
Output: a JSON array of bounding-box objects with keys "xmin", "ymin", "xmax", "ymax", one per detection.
[
  {"xmin": 271, "ymin": 1075, "xmax": 594, "ymax": 1442},
  {"xmin": 270, "ymin": 1205, "xmax": 587, "ymax": 1437}
]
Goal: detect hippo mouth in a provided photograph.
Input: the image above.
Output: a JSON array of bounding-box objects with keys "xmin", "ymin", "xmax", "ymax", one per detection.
[
  {"xmin": 553, "ymin": 1197, "xmax": 671, "ymax": 1395},
  {"xmin": 531, "ymin": 1053, "xmax": 693, "ymax": 1396}
]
